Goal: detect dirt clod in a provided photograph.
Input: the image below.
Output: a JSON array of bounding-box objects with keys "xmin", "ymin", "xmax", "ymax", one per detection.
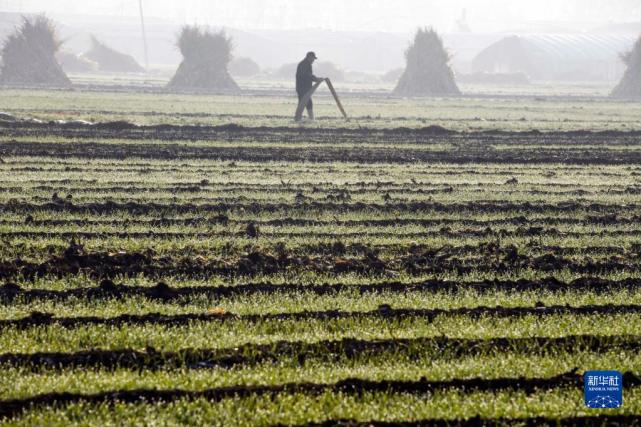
[
  {"xmin": 246, "ymin": 223, "xmax": 260, "ymax": 238},
  {"xmin": 99, "ymin": 279, "xmax": 119, "ymax": 293}
]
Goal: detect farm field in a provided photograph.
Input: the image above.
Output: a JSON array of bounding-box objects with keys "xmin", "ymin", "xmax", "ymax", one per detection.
[
  {"xmin": 1, "ymin": 90, "xmax": 641, "ymax": 425},
  {"xmin": 2, "ymin": 85, "xmax": 641, "ymax": 130}
]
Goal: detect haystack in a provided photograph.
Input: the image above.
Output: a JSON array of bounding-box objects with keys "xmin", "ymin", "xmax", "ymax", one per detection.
[
  {"xmin": 167, "ymin": 26, "xmax": 239, "ymax": 92},
  {"xmin": 82, "ymin": 36, "xmax": 144, "ymax": 73},
  {"xmin": 0, "ymin": 15, "xmax": 70, "ymax": 87},
  {"xmin": 612, "ymin": 36, "xmax": 641, "ymax": 98},
  {"xmin": 229, "ymin": 57, "xmax": 260, "ymax": 77},
  {"xmin": 56, "ymin": 50, "xmax": 97, "ymax": 73},
  {"xmin": 393, "ymin": 28, "xmax": 459, "ymax": 96}
]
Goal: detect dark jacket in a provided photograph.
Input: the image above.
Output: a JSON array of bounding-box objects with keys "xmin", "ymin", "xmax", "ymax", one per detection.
[{"xmin": 296, "ymin": 59, "xmax": 318, "ymax": 94}]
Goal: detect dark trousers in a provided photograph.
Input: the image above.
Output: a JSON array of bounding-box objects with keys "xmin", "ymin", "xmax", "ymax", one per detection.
[{"xmin": 296, "ymin": 90, "xmax": 313, "ymax": 119}]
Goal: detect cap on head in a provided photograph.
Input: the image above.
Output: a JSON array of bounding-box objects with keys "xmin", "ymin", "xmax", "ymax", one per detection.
[{"xmin": 306, "ymin": 51, "xmax": 317, "ymax": 60}]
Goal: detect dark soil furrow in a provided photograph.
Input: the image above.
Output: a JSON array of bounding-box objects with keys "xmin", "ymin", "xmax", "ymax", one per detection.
[
  {"xmin": 0, "ymin": 245, "xmax": 639, "ymax": 280},
  {"xmin": 2, "ymin": 139, "xmax": 641, "ymax": 164},
  {"xmin": 3, "ymin": 228, "xmax": 641, "ymax": 240},
  {"xmin": 5, "ymin": 185, "xmax": 633, "ymax": 199},
  {"xmin": 1, "ymin": 200, "xmax": 639, "ymax": 216},
  {"xmin": 279, "ymin": 415, "xmax": 641, "ymax": 427},
  {"xmin": 1, "ymin": 335, "xmax": 640, "ymax": 371},
  {"xmin": 13, "ymin": 183, "xmax": 633, "ymax": 194},
  {"xmin": 3, "ymin": 304, "xmax": 641, "ymax": 330},
  {"xmin": 3, "ymin": 118, "xmax": 641, "ymax": 166},
  {"xmin": 1, "ymin": 370, "xmax": 633, "ymax": 421},
  {"xmin": 0, "ymin": 215, "xmax": 635, "ymax": 228},
  {"xmin": 2, "ymin": 121, "xmax": 641, "ymax": 142},
  {"xmin": 2, "ymin": 277, "xmax": 639, "ymax": 304}
]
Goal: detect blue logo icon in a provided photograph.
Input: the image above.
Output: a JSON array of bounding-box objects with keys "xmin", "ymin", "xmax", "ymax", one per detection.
[{"xmin": 584, "ymin": 371, "xmax": 623, "ymax": 409}]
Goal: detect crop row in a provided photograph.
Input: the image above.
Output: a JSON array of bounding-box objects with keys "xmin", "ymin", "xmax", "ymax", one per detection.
[
  {"xmin": 1, "ymin": 334, "xmax": 640, "ymax": 371},
  {"xmin": 2, "ymin": 370, "xmax": 637, "ymax": 421},
  {"xmin": 3, "ymin": 227, "xmax": 641, "ymax": 241},
  {"xmin": 4, "ymin": 303, "xmax": 641, "ymax": 330},
  {"xmin": 0, "ymin": 214, "xmax": 634, "ymax": 228},
  {"xmin": 3, "ymin": 277, "xmax": 640, "ymax": 303},
  {"xmin": 4, "ymin": 182, "xmax": 639, "ymax": 193}
]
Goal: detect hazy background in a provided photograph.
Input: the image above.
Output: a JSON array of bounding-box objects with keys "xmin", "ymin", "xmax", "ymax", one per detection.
[
  {"xmin": 3, "ymin": 0, "xmax": 641, "ymax": 32},
  {"xmin": 1, "ymin": 0, "xmax": 640, "ymax": 80}
]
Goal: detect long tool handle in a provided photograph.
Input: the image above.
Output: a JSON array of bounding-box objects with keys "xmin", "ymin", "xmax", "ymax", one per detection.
[
  {"xmin": 325, "ymin": 78, "xmax": 348, "ymax": 120},
  {"xmin": 294, "ymin": 80, "xmax": 324, "ymax": 120}
]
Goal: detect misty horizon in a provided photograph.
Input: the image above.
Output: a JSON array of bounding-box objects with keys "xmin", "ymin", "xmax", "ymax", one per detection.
[{"xmin": 2, "ymin": 0, "xmax": 641, "ymax": 33}]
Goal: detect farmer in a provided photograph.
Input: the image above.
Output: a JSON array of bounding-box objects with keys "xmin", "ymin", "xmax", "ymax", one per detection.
[{"xmin": 295, "ymin": 51, "xmax": 324, "ymax": 121}]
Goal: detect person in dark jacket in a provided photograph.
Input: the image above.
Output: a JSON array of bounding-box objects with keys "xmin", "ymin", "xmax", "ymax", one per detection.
[{"xmin": 295, "ymin": 51, "xmax": 324, "ymax": 121}]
